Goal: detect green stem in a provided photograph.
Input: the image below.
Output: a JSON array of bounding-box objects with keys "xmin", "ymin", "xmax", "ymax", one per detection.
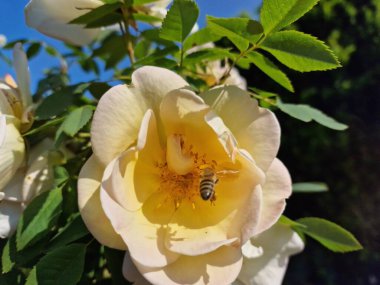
[
  {"xmin": 121, "ymin": 7, "xmax": 135, "ymax": 64},
  {"xmin": 179, "ymin": 45, "xmax": 184, "ymax": 68},
  {"xmin": 220, "ymin": 33, "xmax": 267, "ymax": 84}
]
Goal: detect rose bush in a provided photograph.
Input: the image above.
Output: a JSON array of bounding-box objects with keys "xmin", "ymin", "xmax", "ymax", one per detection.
[
  {"xmin": 78, "ymin": 66, "xmax": 298, "ymax": 284},
  {"xmin": 25, "ymin": 0, "xmax": 172, "ymax": 46},
  {"xmin": 0, "ymin": 44, "xmax": 54, "ymax": 238}
]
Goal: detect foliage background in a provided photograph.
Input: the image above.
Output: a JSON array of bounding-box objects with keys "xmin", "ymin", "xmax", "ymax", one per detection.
[
  {"xmin": 0, "ymin": 0, "xmax": 379, "ymax": 284},
  {"xmin": 273, "ymin": 0, "xmax": 380, "ymax": 284}
]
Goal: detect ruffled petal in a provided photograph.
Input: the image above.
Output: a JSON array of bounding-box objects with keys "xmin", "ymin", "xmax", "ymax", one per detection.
[
  {"xmin": 101, "ymin": 182, "xmax": 179, "ymax": 268},
  {"xmin": 77, "ymin": 155, "xmax": 126, "ymax": 250},
  {"xmin": 100, "ymin": 111, "xmax": 179, "ymax": 268},
  {"xmin": 2, "ymin": 169, "xmax": 24, "ymax": 202},
  {"xmin": 92, "ymin": 67, "xmax": 188, "ymax": 165},
  {"xmin": 13, "ymin": 43, "xmax": 32, "ymax": 108},
  {"xmin": 137, "ymin": 245, "xmax": 243, "ymax": 285},
  {"xmin": 131, "ymin": 66, "xmax": 188, "ymax": 113},
  {"xmin": 22, "ymin": 139, "xmax": 54, "ymax": 202},
  {"xmin": 0, "ymin": 115, "xmax": 5, "ymax": 147},
  {"xmin": 91, "ymin": 85, "xmax": 149, "ymax": 165},
  {"xmin": 25, "ymin": 0, "xmax": 102, "ymax": 46},
  {"xmin": 202, "ymin": 86, "xmax": 280, "ymax": 171},
  {"xmin": 0, "ymin": 90, "xmax": 14, "ymax": 116},
  {"xmin": 237, "ymin": 223, "xmax": 304, "ymax": 285},
  {"xmin": 0, "ymin": 122, "xmax": 25, "ymax": 190},
  {"xmin": 160, "ymin": 89, "xmax": 238, "ymax": 163},
  {"xmin": 255, "ymin": 159, "xmax": 292, "ymax": 234},
  {"xmin": 122, "ymin": 251, "xmax": 151, "ymax": 285},
  {"xmin": 0, "ymin": 201, "xmax": 23, "ymax": 238}
]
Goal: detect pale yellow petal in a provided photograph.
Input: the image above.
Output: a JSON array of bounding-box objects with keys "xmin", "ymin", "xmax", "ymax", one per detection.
[
  {"xmin": 255, "ymin": 159, "xmax": 292, "ymax": 234},
  {"xmin": 101, "ymin": 184, "xmax": 179, "ymax": 268},
  {"xmin": 166, "ymin": 134, "xmax": 194, "ymax": 175},
  {"xmin": 202, "ymin": 86, "xmax": 280, "ymax": 171},
  {"xmin": 78, "ymin": 155, "xmax": 126, "ymax": 250},
  {"xmin": 160, "ymin": 89, "xmax": 237, "ymax": 163},
  {"xmin": 137, "ymin": 245, "xmax": 243, "ymax": 285},
  {"xmin": 91, "ymin": 85, "xmax": 148, "ymax": 165},
  {"xmin": 102, "ymin": 110, "xmax": 164, "ymax": 213},
  {"xmin": 131, "ymin": 66, "xmax": 188, "ymax": 112},
  {"xmin": 99, "ymin": 108, "xmax": 180, "ymax": 267},
  {"xmin": 237, "ymin": 223, "xmax": 304, "ymax": 285},
  {"xmin": 0, "ymin": 201, "xmax": 23, "ymax": 238},
  {"xmin": 2, "ymin": 169, "xmax": 24, "ymax": 202},
  {"xmin": 0, "ymin": 115, "xmax": 5, "ymax": 147},
  {"xmin": 22, "ymin": 139, "xmax": 54, "ymax": 202},
  {"xmin": 0, "ymin": 122, "xmax": 25, "ymax": 190},
  {"xmin": 0, "ymin": 90, "xmax": 14, "ymax": 116},
  {"xmin": 25, "ymin": 0, "xmax": 102, "ymax": 46},
  {"xmin": 13, "ymin": 43, "xmax": 32, "ymax": 108}
]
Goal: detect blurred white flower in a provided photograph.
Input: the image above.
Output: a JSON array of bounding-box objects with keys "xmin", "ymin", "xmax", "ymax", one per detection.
[
  {"xmin": 0, "ymin": 139, "xmax": 55, "ymax": 238},
  {"xmin": 0, "ymin": 44, "xmax": 54, "ymax": 238},
  {"xmin": 25, "ymin": 0, "xmax": 172, "ymax": 46},
  {"xmin": 0, "ymin": 35, "xmax": 6, "ymax": 48},
  {"xmin": 188, "ymin": 42, "xmax": 247, "ymax": 90}
]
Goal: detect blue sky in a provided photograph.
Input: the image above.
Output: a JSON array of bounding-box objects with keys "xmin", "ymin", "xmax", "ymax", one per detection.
[{"xmin": 0, "ymin": 0, "xmax": 261, "ymax": 90}]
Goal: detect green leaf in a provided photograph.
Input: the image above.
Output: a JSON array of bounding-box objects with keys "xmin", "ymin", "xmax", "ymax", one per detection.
[
  {"xmin": 277, "ymin": 99, "xmax": 348, "ymax": 130},
  {"xmin": 295, "ymin": 218, "xmax": 363, "ymax": 252},
  {"xmin": 293, "ymin": 182, "xmax": 329, "ymax": 193},
  {"xmin": 59, "ymin": 105, "xmax": 94, "ymax": 137},
  {"xmin": 183, "ymin": 47, "xmax": 233, "ymax": 65},
  {"xmin": 93, "ymin": 34, "xmax": 126, "ymax": 69},
  {"xmin": 134, "ymin": 46, "xmax": 179, "ymax": 67},
  {"xmin": 183, "ymin": 27, "xmax": 222, "ymax": 51},
  {"xmin": 53, "ymin": 166, "xmax": 69, "ymax": 188},
  {"xmin": 25, "ymin": 244, "xmax": 87, "ymax": 285},
  {"xmin": 16, "ymin": 188, "xmax": 63, "ymax": 251},
  {"xmin": 35, "ymin": 84, "xmax": 89, "ymax": 120},
  {"xmin": 133, "ymin": 13, "xmax": 162, "ymax": 24},
  {"xmin": 260, "ymin": 0, "xmax": 320, "ymax": 34},
  {"xmin": 23, "ymin": 117, "xmax": 64, "ymax": 137},
  {"xmin": 87, "ymin": 82, "xmax": 111, "ymax": 99},
  {"xmin": 246, "ymin": 51, "xmax": 294, "ymax": 92},
  {"xmin": 133, "ymin": 0, "xmax": 158, "ymax": 4},
  {"xmin": 1, "ymin": 240, "xmax": 15, "ymax": 274},
  {"xmin": 49, "ymin": 215, "xmax": 89, "ymax": 250},
  {"xmin": 160, "ymin": 0, "xmax": 199, "ymax": 43},
  {"xmin": 261, "ymin": 31, "xmax": 341, "ymax": 72},
  {"xmin": 279, "ymin": 215, "xmax": 307, "ymax": 229},
  {"xmin": 26, "ymin": 42, "xmax": 42, "ymax": 59},
  {"xmin": 207, "ymin": 16, "xmax": 263, "ymax": 52},
  {"xmin": 69, "ymin": 3, "xmax": 121, "ymax": 26}
]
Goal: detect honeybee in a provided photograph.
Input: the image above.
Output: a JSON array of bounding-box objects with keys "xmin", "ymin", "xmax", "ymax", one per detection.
[
  {"xmin": 199, "ymin": 166, "xmax": 239, "ymax": 202},
  {"xmin": 199, "ymin": 167, "xmax": 218, "ymax": 202}
]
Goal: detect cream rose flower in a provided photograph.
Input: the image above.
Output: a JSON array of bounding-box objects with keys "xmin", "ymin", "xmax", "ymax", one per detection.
[
  {"xmin": 0, "ymin": 44, "xmax": 54, "ymax": 238},
  {"xmin": 25, "ymin": 0, "xmax": 172, "ymax": 46},
  {"xmin": 78, "ymin": 66, "xmax": 292, "ymax": 284}
]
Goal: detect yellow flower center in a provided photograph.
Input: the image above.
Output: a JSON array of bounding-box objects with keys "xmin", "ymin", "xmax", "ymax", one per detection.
[{"xmin": 154, "ymin": 134, "xmax": 238, "ymax": 209}]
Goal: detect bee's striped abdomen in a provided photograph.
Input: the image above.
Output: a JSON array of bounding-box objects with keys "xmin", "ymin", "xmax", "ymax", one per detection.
[{"xmin": 199, "ymin": 168, "xmax": 217, "ymax": 201}]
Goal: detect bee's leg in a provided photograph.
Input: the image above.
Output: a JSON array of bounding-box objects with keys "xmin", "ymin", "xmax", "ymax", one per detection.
[{"xmin": 210, "ymin": 194, "xmax": 217, "ymax": 205}]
